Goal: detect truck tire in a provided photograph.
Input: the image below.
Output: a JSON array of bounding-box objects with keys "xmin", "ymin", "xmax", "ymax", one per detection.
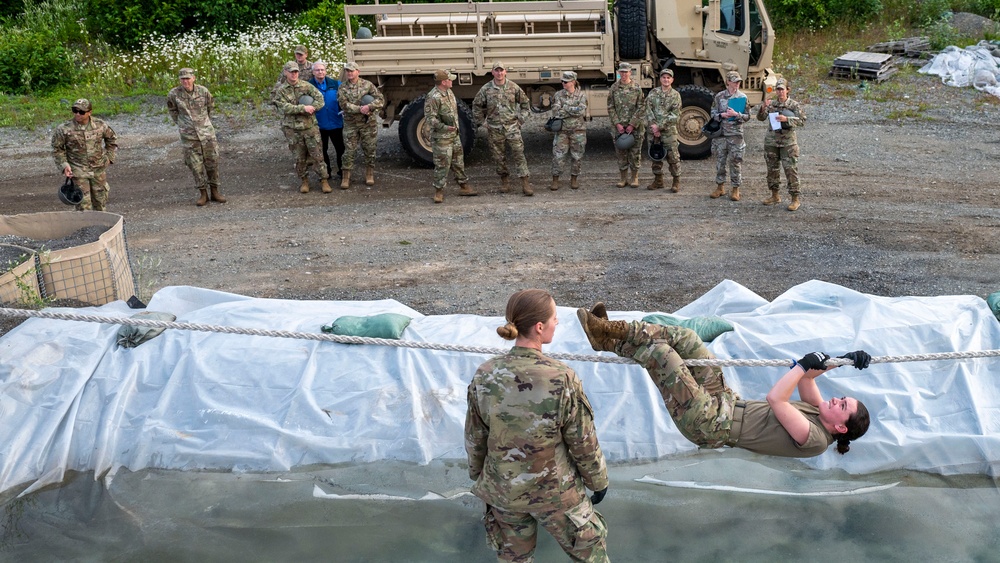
[
  {"xmin": 675, "ymin": 84, "xmax": 715, "ymax": 160},
  {"xmin": 398, "ymin": 95, "xmax": 476, "ymax": 168},
  {"xmin": 617, "ymin": 0, "xmax": 646, "ymax": 60}
]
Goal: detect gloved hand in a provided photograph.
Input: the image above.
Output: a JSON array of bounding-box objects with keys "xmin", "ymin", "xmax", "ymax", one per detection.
[
  {"xmin": 616, "ymin": 123, "xmax": 625, "ymax": 134},
  {"xmin": 591, "ymin": 487, "xmax": 608, "ymax": 505},
  {"xmin": 796, "ymin": 352, "xmax": 830, "ymax": 371},
  {"xmin": 838, "ymin": 350, "xmax": 871, "ymax": 370}
]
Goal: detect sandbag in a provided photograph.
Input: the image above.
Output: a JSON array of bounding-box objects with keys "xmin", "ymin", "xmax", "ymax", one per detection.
[
  {"xmin": 116, "ymin": 311, "xmax": 177, "ymax": 348},
  {"xmin": 322, "ymin": 313, "xmax": 412, "ymax": 340},
  {"xmin": 641, "ymin": 313, "xmax": 734, "ymax": 342}
]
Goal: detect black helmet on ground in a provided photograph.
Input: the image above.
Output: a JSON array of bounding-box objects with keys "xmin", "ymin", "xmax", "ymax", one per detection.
[{"xmin": 58, "ymin": 177, "xmax": 83, "ymax": 206}]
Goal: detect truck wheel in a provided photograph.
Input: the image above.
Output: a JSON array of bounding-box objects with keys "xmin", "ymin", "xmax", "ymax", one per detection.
[
  {"xmin": 617, "ymin": 0, "xmax": 646, "ymax": 60},
  {"xmin": 398, "ymin": 95, "xmax": 477, "ymax": 168},
  {"xmin": 675, "ymin": 84, "xmax": 714, "ymax": 160}
]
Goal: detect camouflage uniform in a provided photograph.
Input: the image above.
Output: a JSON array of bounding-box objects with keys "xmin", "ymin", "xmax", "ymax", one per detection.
[
  {"xmin": 51, "ymin": 116, "xmax": 118, "ymax": 211},
  {"xmin": 607, "ymin": 78, "xmax": 645, "ymax": 172},
  {"xmin": 710, "ymin": 89, "xmax": 750, "ymax": 187},
  {"xmin": 338, "ymin": 77, "xmax": 384, "ymax": 171},
  {"xmin": 272, "ymin": 80, "xmax": 329, "ymax": 180},
  {"xmin": 466, "ymin": 346, "xmax": 610, "ymax": 563},
  {"xmin": 167, "ymin": 83, "xmax": 220, "ymax": 193},
  {"xmin": 756, "ymin": 96, "xmax": 805, "ymax": 195},
  {"xmin": 645, "ymin": 86, "xmax": 682, "ymax": 180},
  {"xmin": 472, "ymin": 80, "xmax": 530, "ymax": 179},
  {"xmin": 424, "ymin": 85, "xmax": 467, "ymax": 190},
  {"xmin": 550, "ymin": 88, "xmax": 587, "ymax": 177},
  {"xmin": 275, "ymin": 60, "xmax": 313, "ymax": 89}
]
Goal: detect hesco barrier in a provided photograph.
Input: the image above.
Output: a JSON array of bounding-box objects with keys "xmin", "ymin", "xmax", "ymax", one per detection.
[
  {"xmin": 0, "ymin": 251, "xmax": 41, "ymax": 306},
  {"xmin": 0, "ymin": 211, "xmax": 136, "ymax": 306}
]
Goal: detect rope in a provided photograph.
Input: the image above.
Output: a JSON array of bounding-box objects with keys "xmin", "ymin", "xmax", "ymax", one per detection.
[{"xmin": 3, "ymin": 306, "xmax": 1000, "ymax": 368}]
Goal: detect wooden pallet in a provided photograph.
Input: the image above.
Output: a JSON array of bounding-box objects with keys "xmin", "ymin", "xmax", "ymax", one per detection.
[
  {"xmin": 829, "ymin": 51, "xmax": 897, "ymax": 82},
  {"xmin": 867, "ymin": 36, "xmax": 932, "ymax": 58}
]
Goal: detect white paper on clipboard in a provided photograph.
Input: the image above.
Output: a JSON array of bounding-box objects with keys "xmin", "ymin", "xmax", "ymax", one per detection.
[{"xmin": 768, "ymin": 112, "xmax": 782, "ymax": 130}]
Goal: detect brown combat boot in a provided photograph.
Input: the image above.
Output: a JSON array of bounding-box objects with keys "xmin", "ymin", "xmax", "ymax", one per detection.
[
  {"xmin": 629, "ymin": 169, "xmax": 639, "ymax": 188},
  {"xmin": 320, "ymin": 178, "xmax": 332, "ymax": 193},
  {"xmin": 730, "ymin": 187, "xmax": 741, "ymax": 201},
  {"xmin": 570, "ymin": 175, "xmax": 580, "ymax": 190},
  {"xmin": 710, "ymin": 183, "xmax": 725, "ymax": 199},
  {"xmin": 365, "ymin": 165, "xmax": 375, "ymax": 186},
  {"xmin": 299, "ymin": 178, "xmax": 310, "ymax": 194},
  {"xmin": 340, "ymin": 170, "xmax": 351, "ymax": 189},
  {"xmin": 196, "ymin": 188, "xmax": 209, "ymax": 207},
  {"xmin": 209, "ymin": 186, "xmax": 227, "ymax": 203},
  {"xmin": 647, "ymin": 174, "xmax": 664, "ymax": 190},
  {"xmin": 577, "ymin": 308, "xmax": 629, "ymax": 352},
  {"xmin": 616, "ymin": 170, "xmax": 627, "ymax": 188},
  {"xmin": 433, "ymin": 188, "xmax": 444, "ymax": 204},
  {"xmin": 590, "ymin": 302, "xmax": 608, "ymax": 320},
  {"xmin": 670, "ymin": 176, "xmax": 680, "ymax": 193},
  {"xmin": 500, "ymin": 175, "xmax": 511, "ymax": 193},
  {"xmin": 762, "ymin": 189, "xmax": 781, "ymax": 205},
  {"xmin": 787, "ymin": 194, "xmax": 801, "ymax": 211},
  {"xmin": 521, "ymin": 176, "xmax": 534, "ymax": 196},
  {"xmin": 550, "ymin": 176, "xmax": 560, "ymax": 191},
  {"xmin": 458, "ymin": 182, "xmax": 478, "ymax": 196}
]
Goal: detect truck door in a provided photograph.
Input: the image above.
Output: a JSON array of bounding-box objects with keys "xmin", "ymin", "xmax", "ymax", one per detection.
[{"xmin": 702, "ymin": 0, "xmax": 750, "ymax": 74}]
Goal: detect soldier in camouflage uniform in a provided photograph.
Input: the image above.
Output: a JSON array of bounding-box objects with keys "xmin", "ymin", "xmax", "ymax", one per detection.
[
  {"xmin": 424, "ymin": 69, "xmax": 475, "ymax": 203},
  {"xmin": 51, "ymin": 98, "xmax": 118, "ymax": 211},
  {"xmin": 338, "ymin": 61, "xmax": 385, "ymax": 189},
  {"xmin": 608, "ymin": 62, "xmax": 644, "ymax": 188},
  {"xmin": 549, "ymin": 71, "xmax": 588, "ymax": 191},
  {"xmin": 167, "ymin": 68, "xmax": 226, "ymax": 207},
  {"xmin": 275, "ymin": 45, "xmax": 313, "ymax": 86},
  {"xmin": 645, "ymin": 68, "xmax": 682, "ymax": 192},
  {"xmin": 467, "ymin": 289, "xmax": 610, "ymax": 563},
  {"xmin": 472, "ymin": 61, "xmax": 534, "ymax": 196},
  {"xmin": 577, "ymin": 306, "xmax": 872, "ymax": 458},
  {"xmin": 272, "ymin": 61, "xmax": 331, "ymax": 194},
  {"xmin": 709, "ymin": 71, "xmax": 751, "ymax": 202},
  {"xmin": 756, "ymin": 78, "xmax": 806, "ymax": 211}
]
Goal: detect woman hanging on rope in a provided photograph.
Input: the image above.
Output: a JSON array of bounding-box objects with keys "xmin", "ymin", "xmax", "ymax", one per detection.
[{"xmin": 577, "ymin": 303, "xmax": 872, "ymax": 458}]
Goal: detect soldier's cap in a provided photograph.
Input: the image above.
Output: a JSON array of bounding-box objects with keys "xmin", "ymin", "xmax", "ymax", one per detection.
[
  {"xmin": 618, "ymin": 62, "xmax": 632, "ymax": 72},
  {"xmin": 434, "ymin": 69, "xmax": 457, "ymax": 82},
  {"xmin": 71, "ymin": 98, "xmax": 91, "ymax": 112},
  {"xmin": 775, "ymin": 78, "xmax": 788, "ymax": 90},
  {"xmin": 561, "ymin": 70, "xmax": 577, "ymax": 82},
  {"xmin": 659, "ymin": 68, "xmax": 674, "ymax": 77},
  {"xmin": 178, "ymin": 68, "xmax": 195, "ymax": 79},
  {"xmin": 344, "ymin": 61, "xmax": 360, "ymax": 71},
  {"xmin": 283, "ymin": 61, "xmax": 300, "ymax": 73},
  {"xmin": 726, "ymin": 71, "xmax": 742, "ymax": 83},
  {"xmin": 492, "ymin": 61, "xmax": 505, "ymax": 70},
  {"xmin": 294, "ymin": 45, "xmax": 308, "ymax": 55}
]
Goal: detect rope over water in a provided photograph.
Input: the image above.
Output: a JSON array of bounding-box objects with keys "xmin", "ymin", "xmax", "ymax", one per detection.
[{"xmin": 3, "ymin": 307, "xmax": 1000, "ymax": 367}]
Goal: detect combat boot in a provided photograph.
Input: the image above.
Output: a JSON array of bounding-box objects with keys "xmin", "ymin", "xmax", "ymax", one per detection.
[
  {"xmin": 577, "ymin": 308, "xmax": 629, "ymax": 352},
  {"xmin": 710, "ymin": 183, "xmax": 725, "ymax": 199},
  {"xmin": 616, "ymin": 170, "xmax": 628, "ymax": 188},
  {"xmin": 500, "ymin": 175, "xmax": 511, "ymax": 193},
  {"xmin": 550, "ymin": 176, "xmax": 560, "ymax": 191},
  {"xmin": 570, "ymin": 175, "xmax": 580, "ymax": 190},
  {"xmin": 320, "ymin": 178, "xmax": 333, "ymax": 193},
  {"xmin": 433, "ymin": 188, "xmax": 444, "ymax": 204},
  {"xmin": 787, "ymin": 194, "xmax": 801, "ymax": 211},
  {"xmin": 590, "ymin": 302, "xmax": 608, "ymax": 320},
  {"xmin": 521, "ymin": 176, "xmax": 534, "ymax": 196},
  {"xmin": 458, "ymin": 183, "xmax": 478, "ymax": 196},
  {"xmin": 729, "ymin": 187, "xmax": 741, "ymax": 201},
  {"xmin": 340, "ymin": 170, "xmax": 351, "ymax": 189},
  {"xmin": 670, "ymin": 176, "xmax": 681, "ymax": 193},
  {"xmin": 299, "ymin": 178, "xmax": 310, "ymax": 194},
  {"xmin": 762, "ymin": 189, "xmax": 781, "ymax": 205},
  {"xmin": 647, "ymin": 174, "xmax": 664, "ymax": 190},
  {"xmin": 209, "ymin": 186, "xmax": 227, "ymax": 203},
  {"xmin": 196, "ymin": 189, "xmax": 209, "ymax": 207},
  {"xmin": 629, "ymin": 169, "xmax": 640, "ymax": 188},
  {"xmin": 365, "ymin": 165, "xmax": 375, "ymax": 186}
]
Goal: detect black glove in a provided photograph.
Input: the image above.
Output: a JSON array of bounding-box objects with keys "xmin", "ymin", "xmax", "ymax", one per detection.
[
  {"xmin": 796, "ymin": 352, "xmax": 830, "ymax": 371},
  {"xmin": 591, "ymin": 487, "xmax": 608, "ymax": 505},
  {"xmin": 839, "ymin": 350, "xmax": 871, "ymax": 370}
]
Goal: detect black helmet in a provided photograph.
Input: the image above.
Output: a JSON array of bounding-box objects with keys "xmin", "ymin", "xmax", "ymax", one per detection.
[
  {"xmin": 614, "ymin": 133, "xmax": 636, "ymax": 150},
  {"xmin": 356, "ymin": 26, "xmax": 373, "ymax": 40},
  {"xmin": 780, "ymin": 109, "xmax": 796, "ymax": 130},
  {"xmin": 701, "ymin": 117, "xmax": 722, "ymax": 139},
  {"xmin": 360, "ymin": 94, "xmax": 375, "ymax": 106},
  {"xmin": 58, "ymin": 177, "xmax": 83, "ymax": 206},
  {"xmin": 647, "ymin": 139, "xmax": 666, "ymax": 162},
  {"xmin": 298, "ymin": 95, "xmax": 314, "ymax": 106},
  {"xmin": 544, "ymin": 117, "xmax": 563, "ymax": 132}
]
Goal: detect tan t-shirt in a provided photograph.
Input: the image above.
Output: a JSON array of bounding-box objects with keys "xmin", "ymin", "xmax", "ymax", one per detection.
[{"xmin": 733, "ymin": 400, "xmax": 833, "ymax": 458}]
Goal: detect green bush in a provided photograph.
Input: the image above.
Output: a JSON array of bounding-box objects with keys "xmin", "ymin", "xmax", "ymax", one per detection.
[
  {"xmin": 0, "ymin": 28, "xmax": 77, "ymax": 94},
  {"xmin": 767, "ymin": 0, "xmax": 884, "ymax": 30}
]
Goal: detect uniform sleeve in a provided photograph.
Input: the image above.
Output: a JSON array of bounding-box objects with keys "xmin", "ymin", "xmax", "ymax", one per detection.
[
  {"xmin": 272, "ymin": 88, "xmax": 301, "ymax": 116},
  {"xmin": 472, "ymin": 87, "xmax": 487, "ymax": 126},
  {"xmin": 366, "ymin": 82, "xmax": 385, "ymax": 112},
  {"xmin": 424, "ymin": 93, "xmax": 443, "ymax": 133},
  {"xmin": 645, "ymin": 92, "xmax": 656, "ymax": 126},
  {"xmin": 464, "ymin": 380, "xmax": 489, "ymax": 481},
  {"xmin": 629, "ymin": 90, "xmax": 644, "ymax": 128},
  {"xmin": 710, "ymin": 92, "xmax": 724, "ymax": 121},
  {"xmin": 561, "ymin": 374, "xmax": 609, "ymax": 493},
  {"xmin": 756, "ymin": 101, "xmax": 769, "ymax": 121},
  {"xmin": 51, "ymin": 127, "xmax": 68, "ymax": 170},
  {"xmin": 563, "ymin": 93, "xmax": 586, "ymax": 119},
  {"xmin": 206, "ymin": 88, "xmax": 215, "ymax": 119},
  {"xmin": 789, "ymin": 102, "xmax": 806, "ymax": 128},
  {"xmin": 516, "ymin": 84, "xmax": 529, "ymax": 122},
  {"xmin": 308, "ymin": 83, "xmax": 325, "ymax": 112},
  {"xmin": 664, "ymin": 92, "xmax": 680, "ymax": 124},
  {"xmin": 167, "ymin": 91, "xmax": 179, "ymax": 125},
  {"xmin": 103, "ymin": 124, "xmax": 118, "ymax": 163}
]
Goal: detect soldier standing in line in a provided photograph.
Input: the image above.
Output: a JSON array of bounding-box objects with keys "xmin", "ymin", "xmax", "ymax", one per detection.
[
  {"xmin": 645, "ymin": 68, "xmax": 682, "ymax": 192},
  {"xmin": 167, "ymin": 68, "xmax": 226, "ymax": 207},
  {"xmin": 549, "ymin": 71, "xmax": 587, "ymax": 191},
  {"xmin": 472, "ymin": 61, "xmax": 533, "ymax": 196},
  {"xmin": 466, "ymin": 289, "xmax": 610, "ymax": 563},
  {"xmin": 709, "ymin": 71, "xmax": 751, "ymax": 202},
  {"xmin": 51, "ymin": 98, "xmax": 118, "ymax": 211},
  {"xmin": 338, "ymin": 61, "xmax": 384, "ymax": 189},
  {"xmin": 277, "ymin": 45, "xmax": 313, "ymax": 85},
  {"xmin": 757, "ymin": 78, "xmax": 806, "ymax": 211},
  {"xmin": 424, "ymin": 69, "xmax": 476, "ymax": 204},
  {"xmin": 608, "ymin": 62, "xmax": 644, "ymax": 188},
  {"xmin": 272, "ymin": 61, "xmax": 331, "ymax": 194}
]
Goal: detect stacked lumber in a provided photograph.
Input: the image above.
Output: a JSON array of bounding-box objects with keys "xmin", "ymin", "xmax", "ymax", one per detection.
[{"xmin": 829, "ymin": 51, "xmax": 897, "ymax": 82}]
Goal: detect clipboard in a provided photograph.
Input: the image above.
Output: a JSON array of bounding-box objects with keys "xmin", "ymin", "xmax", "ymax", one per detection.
[{"xmin": 726, "ymin": 96, "xmax": 747, "ymax": 114}]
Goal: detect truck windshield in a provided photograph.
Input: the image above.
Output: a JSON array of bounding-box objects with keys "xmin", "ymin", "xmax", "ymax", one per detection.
[{"xmin": 719, "ymin": 0, "xmax": 744, "ymax": 35}]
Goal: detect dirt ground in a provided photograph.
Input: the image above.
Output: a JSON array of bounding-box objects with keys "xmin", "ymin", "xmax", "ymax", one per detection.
[{"xmin": 2, "ymin": 74, "xmax": 1000, "ymax": 323}]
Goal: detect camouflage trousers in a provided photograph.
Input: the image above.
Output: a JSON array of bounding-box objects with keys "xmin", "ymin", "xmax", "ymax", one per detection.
[
  {"xmin": 616, "ymin": 321, "xmax": 739, "ymax": 448},
  {"xmin": 181, "ymin": 135, "xmax": 220, "ymax": 189},
  {"xmin": 612, "ymin": 127, "xmax": 643, "ymax": 172},
  {"xmin": 487, "ymin": 125, "xmax": 529, "ymax": 178},
  {"xmin": 483, "ymin": 500, "xmax": 609, "ymax": 563},
  {"xmin": 282, "ymin": 127, "xmax": 328, "ymax": 179},
  {"xmin": 713, "ymin": 135, "xmax": 745, "ymax": 187},
  {"xmin": 764, "ymin": 144, "xmax": 800, "ymax": 194},
  {"xmin": 72, "ymin": 171, "xmax": 110, "ymax": 211},
  {"xmin": 647, "ymin": 134, "xmax": 680, "ymax": 178},
  {"xmin": 431, "ymin": 136, "xmax": 468, "ymax": 190},
  {"xmin": 551, "ymin": 128, "xmax": 586, "ymax": 177},
  {"xmin": 342, "ymin": 118, "xmax": 378, "ymax": 170}
]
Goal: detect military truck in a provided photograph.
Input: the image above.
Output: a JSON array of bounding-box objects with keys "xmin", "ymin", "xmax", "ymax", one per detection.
[{"xmin": 342, "ymin": 0, "xmax": 777, "ymax": 167}]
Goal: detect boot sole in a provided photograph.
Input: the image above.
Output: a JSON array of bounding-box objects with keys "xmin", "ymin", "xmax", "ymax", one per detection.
[{"xmin": 576, "ymin": 308, "xmax": 600, "ymax": 351}]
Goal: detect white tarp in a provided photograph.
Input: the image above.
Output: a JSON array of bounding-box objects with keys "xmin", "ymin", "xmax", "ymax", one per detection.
[
  {"xmin": 2, "ymin": 280, "xmax": 1000, "ymax": 497},
  {"xmin": 920, "ymin": 41, "xmax": 1000, "ymax": 97}
]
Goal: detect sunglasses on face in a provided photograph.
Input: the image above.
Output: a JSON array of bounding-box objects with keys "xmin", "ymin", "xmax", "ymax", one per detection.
[{"xmin": 72, "ymin": 108, "xmax": 88, "ymax": 115}]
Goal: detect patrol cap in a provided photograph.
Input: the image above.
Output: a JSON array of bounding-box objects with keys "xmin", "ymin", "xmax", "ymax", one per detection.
[
  {"xmin": 659, "ymin": 68, "xmax": 674, "ymax": 77},
  {"xmin": 775, "ymin": 78, "xmax": 788, "ymax": 90},
  {"xmin": 492, "ymin": 61, "xmax": 506, "ymax": 70},
  {"xmin": 294, "ymin": 45, "xmax": 308, "ymax": 55},
  {"xmin": 344, "ymin": 61, "xmax": 360, "ymax": 71},
  {"xmin": 71, "ymin": 98, "xmax": 91, "ymax": 112},
  {"xmin": 434, "ymin": 69, "xmax": 457, "ymax": 82},
  {"xmin": 178, "ymin": 68, "xmax": 195, "ymax": 79},
  {"xmin": 618, "ymin": 62, "xmax": 632, "ymax": 72},
  {"xmin": 561, "ymin": 71, "xmax": 577, "ymax": 82},
  {"xmin": 726, "ymin": 71, "xmax": 742, "ymax": 82},
  {"xmin": 283, "ymin": 61, "xmax": 299, "ymax": 73}
]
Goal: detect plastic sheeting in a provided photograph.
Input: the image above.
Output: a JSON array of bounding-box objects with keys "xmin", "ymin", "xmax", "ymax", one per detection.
[
  {"xmin": 2, "ymin": 280, "xmax": 1000, "ymax": 497},
  {"xmin": 919, "ymin": 41, "xmax": 1000, "ymax": 97}
]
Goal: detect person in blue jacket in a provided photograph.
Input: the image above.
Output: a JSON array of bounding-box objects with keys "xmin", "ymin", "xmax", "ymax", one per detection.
[{"xmin": 309, "ymin": 61, "xmax": 345, "ymax": 178}]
